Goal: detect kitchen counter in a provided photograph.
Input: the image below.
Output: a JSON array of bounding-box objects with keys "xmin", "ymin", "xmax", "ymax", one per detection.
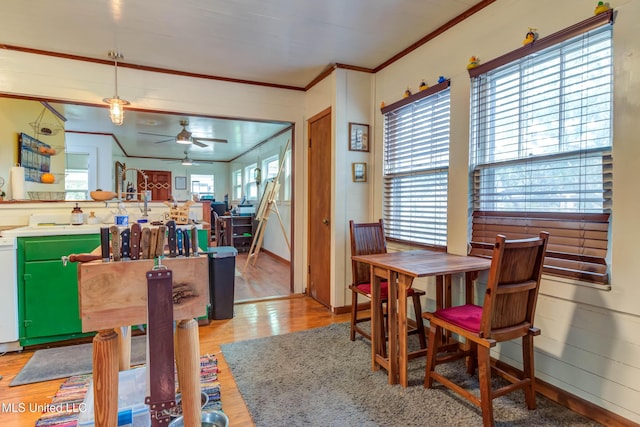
[{"xmin": 3, "ymin": 222, "xmax": 205, "ymax": 238}]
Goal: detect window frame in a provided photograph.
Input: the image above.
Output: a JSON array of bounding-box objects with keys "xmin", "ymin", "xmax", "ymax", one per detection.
[
  {"xmin": 468, "ymin": 11, "xmax": 614, "ymax": 285},
  {"xmin": 381, "ymin": 79, "xmax": 451, "ymax": 249}
]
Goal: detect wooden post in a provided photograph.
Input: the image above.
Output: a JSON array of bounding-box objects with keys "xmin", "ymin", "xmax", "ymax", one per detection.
[
  {"xmin": 93, "ymin": 329, "xmax": 119, "ymax": 427},
  {"xmin": 116, "ymin": 325, "xmax": 132, "ymax": 371},
  {"xmin": 175, "ymin": 318, "xmax": 201, "ymax": 427}
]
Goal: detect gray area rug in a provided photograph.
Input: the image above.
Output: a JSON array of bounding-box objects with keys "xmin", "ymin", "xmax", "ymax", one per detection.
[
  {"xmin": 221, "ymin": 322, "xmax": 600, "ymax": 427},
  {"xmin": 10, "ymin": 335, "xmax": 147, "ymax": 386}
]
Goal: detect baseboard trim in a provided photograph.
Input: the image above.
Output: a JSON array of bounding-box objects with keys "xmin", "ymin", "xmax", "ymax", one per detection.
[
  {"xmin": 260, "ymin": 248, "xmax": 290, "ymax": 266},
  {"xmin": 494, "ymin": 359, "xmax": 636, "ymax": 427}
]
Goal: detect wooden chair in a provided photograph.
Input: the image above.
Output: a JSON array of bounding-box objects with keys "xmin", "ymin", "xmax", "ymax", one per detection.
[
  {"xmin": 349, "ymin": 219, "xmax": 427, "ymax": 353},
  {"xmin": 423, "ymin": 231, "xmax": 549, "ymax": 427}
]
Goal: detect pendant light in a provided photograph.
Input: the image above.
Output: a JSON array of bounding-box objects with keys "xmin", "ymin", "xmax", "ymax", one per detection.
[{"xmin": 103, "ymin": 50, "xmax": 130, "ymax": 126}]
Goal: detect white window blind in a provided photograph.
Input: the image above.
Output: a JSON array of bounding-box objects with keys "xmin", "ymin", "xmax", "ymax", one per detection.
[
  {"xmin": 383, "ymin": 83, "xmax": 450, "ymax": 248},
  {"xmin": 469, "ymin": 15, "xmax": 613, "ymax": 285}
]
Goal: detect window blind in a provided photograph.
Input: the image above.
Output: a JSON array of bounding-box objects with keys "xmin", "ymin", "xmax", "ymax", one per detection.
[
  {"xmin": 383, "ymin": 83, "xmax": 450, "ymax": 248},
  {"xmin": 469, "ymin": 16, "xmax": 613, "ymax": 284}
]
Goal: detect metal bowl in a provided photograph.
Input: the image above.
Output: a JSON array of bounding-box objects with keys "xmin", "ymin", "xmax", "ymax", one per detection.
[{"xmin": 168, "ymin": 410, "xmax": 229, "ymax": 427}]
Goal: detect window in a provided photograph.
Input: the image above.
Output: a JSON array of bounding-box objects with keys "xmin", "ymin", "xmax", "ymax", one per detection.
[
  {"xmin": 65, "ymin": 153, "xmax": 89, "ymax": 200},
  {"xmin": 382, "ymin": 81, "xmax": 451, "ymax": 248},
  {"xmin": 190, "ymin": 174, "xmax": 214, "ymax": 199},
  {"xmin": 262, "ymin": 155, "xmax": 279, "ymax": 181},
  {"xmin": 232, "ymin": 169, "xmax": 242, "ymax": 200},
  {"xmin": 283, "ymin": 149, "xmax": 292, "ymax": 201},
  {"xmin": 245, "ymin": 163, "xmax": 258, "ymax": 200},
  {"xmin": 469, "ymin": 12, "xmax": 613, "ymax": 285}
]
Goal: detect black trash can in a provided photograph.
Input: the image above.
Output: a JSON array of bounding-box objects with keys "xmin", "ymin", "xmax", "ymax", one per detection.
[{"xmin": 206, "ymin": 246, "xmax": 238, "ymax": 320}]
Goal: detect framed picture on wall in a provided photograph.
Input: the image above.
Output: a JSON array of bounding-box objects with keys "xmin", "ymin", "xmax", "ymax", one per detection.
[
  {"xmin": 175, "ymin": 176, "xmax": 187, "ymax": 190},
  {"xmin": 352, "ymin": 162, "xmax": 367, "ymax": 182},
  {"xmin": 349, "ymin": 122, "xmax": 369, "ymax": 152}
]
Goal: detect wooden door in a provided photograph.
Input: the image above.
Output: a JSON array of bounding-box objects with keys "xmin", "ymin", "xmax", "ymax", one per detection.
[
  {"xmin": 139, "ymin": 170, "xmax": 172, "ymax": 201},
  {"xmin": 307, "ymin": 108, "xmax": 332, "ymax": 308}
]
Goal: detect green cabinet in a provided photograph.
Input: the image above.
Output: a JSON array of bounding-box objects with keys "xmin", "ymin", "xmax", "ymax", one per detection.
[{"xmin": 18, "ymin": 234, "xmax": 100, "ymax": 346}]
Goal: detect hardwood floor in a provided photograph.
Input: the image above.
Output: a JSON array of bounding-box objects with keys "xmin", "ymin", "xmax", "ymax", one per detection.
[
  {"xmin": 0, "ymin": 250, "xmax": 301, "ymax": 426},
  {"xmin": 234, "ymin": 252, "xmax": 291, "ymax": 302},
  {"xmin": 0, "ymin": 296, "xmax": 347, "ymax": 426}
]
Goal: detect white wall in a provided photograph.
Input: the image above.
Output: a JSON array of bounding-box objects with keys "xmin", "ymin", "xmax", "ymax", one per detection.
[{"xmin": 372, "ymin": 0, "xmax": 640, "ymax": 422}]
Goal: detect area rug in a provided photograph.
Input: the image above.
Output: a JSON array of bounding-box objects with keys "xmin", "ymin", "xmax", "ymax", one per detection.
[
  {"xmin": 221, "ymin": 322, "xmax": 601, "ymax": 427},
  {"xmin": 11, "ymin": 335, "xmax": 147, "ymax": 387},
  {"xmin": 35, "ymin": 354, "xmax": 221, "ymax": 427}
]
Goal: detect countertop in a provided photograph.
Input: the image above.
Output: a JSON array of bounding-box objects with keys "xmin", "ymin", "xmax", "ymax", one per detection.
[{"xmin": 2, "ymin": 222, "xmax": 204, "ymax": 238}]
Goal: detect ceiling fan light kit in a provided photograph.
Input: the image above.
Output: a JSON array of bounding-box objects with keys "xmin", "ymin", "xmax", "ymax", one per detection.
[
  {"xmin": 176, "ymin": 119, "xmax": 193, "ymax": 144},
  {"xmin": 103, "ymin": 50, "xmax": 130, "ymax": 126}
]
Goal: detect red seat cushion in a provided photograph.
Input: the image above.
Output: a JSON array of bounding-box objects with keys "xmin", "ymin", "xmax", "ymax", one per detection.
[
  {"xmin": 355, "ymin": 281, "xmax": 420, "ymax": 300},
  {"xmin": 434, "ymin": 304, "xmax": 482, "ymax": 332}
]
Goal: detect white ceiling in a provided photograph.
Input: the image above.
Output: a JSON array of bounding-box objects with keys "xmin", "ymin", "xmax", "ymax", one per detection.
[{"xmin": 1, "ymin": 0, "xmax": 486, "ymax": 162}]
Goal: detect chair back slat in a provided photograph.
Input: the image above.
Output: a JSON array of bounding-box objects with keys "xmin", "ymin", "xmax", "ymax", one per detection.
[
  {"xmin": 350, "ymin": 219, "xmax": 387, "ymax": 286},
  {"xmin": 480, "ymin": 232, "xmax": 549, "ymax": 338}
]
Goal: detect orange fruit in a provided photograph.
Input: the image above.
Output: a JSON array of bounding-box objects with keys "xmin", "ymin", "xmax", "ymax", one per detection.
[{"xmin": 41, "ymin": 173, "xmax": 55, "ymax": 184}]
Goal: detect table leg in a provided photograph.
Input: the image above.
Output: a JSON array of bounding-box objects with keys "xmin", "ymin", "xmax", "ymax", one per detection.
[
  {"xmin": 387, "ymin": 271, "xmax": 399, "ymax": 385},
  {"xmin": 397, "ymin": 274, "xmax": 412, "ymax": 387},
  {"xmin": 116, "ymin": 325, "xmax": 132, "ymax": 371},
  {"xmin": 370, "ymin": 266, "xmax": 382, "ymax": 371},
  {"xmin": 92, "ymin": 328, "xmax": 119, "ymax": 427},
  {"xmin": 175, "ymin": 318, "xmax": 201, "ymax": 427}
]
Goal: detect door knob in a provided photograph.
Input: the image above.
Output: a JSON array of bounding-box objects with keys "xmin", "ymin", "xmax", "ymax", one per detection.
[{"xmin": 322, "ymin": 218, "xmax": 329, "ymax": 225}]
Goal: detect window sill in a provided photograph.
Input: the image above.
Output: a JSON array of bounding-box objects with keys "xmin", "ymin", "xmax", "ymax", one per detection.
[{"xmin": 541, "ymin": 274, "xmax": 611, "ymax": 291}]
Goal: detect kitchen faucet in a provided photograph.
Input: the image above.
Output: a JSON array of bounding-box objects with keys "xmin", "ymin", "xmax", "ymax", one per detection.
[{"xmin": 120, "ymin": 167, "xmax": 151, "ymax": 218}]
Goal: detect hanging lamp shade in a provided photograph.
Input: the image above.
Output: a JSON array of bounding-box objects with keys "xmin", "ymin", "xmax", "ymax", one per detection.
[{"xmin": 103, "ymin": 50, "xmax": 130, "ymax": 126}]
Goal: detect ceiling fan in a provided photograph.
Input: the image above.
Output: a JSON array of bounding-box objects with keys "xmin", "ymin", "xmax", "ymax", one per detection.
[
  {"xmin": 140, "ymin": 119, "xmax": 228, "ymax": 148},
  {"xmin": 162, "ymin": 150, "xmax": 199, "ymax": 166}
]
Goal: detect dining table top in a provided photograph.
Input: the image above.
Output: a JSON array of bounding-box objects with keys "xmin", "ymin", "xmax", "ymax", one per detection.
[{"xmin": 351, "ymin": 249, "xmax": 492, "ymax": 279}]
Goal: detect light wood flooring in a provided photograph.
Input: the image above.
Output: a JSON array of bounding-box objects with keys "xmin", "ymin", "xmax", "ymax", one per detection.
[
  {"xmin": 234, "ymin": 252, "xmax": 291, "ymax": 302},
  {"xmin": 0, "ymin": 252, "xmax": 323, "ymax": 427},
  {"xmin": 0, "ymin": 297, "xmax": 349, "ymax": 426}
]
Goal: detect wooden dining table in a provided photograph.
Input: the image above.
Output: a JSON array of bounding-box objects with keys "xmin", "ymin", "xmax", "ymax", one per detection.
[{"xmin": 351, "ymin": 250, "xmax": 491, "ymax": 387}]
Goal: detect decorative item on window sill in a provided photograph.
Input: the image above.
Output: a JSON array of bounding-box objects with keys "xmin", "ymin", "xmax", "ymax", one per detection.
[
  {"xmin": 467, "ymin": 56, "xmax": 480, "ymax": 70},
  {"xmin": 103, "ymin": 50, "xmax": 130, "ymax": 126},
  {"xmin": 254, "ymin": 167, "xmax": 262, "ymax": 186},
  {"xmin": 594, "ymin": 1, "xmax": 610, "ymax": 15},
  {"xmin": 419, "ymin": 80, "xmax": 428, "ymax": 91},
  {"xmin": 403, "ymin": 88, "xmax": 412, "ymax": 98},
  {"xmin": 522, "ymin": 28, "xmax": 538, "ymax": 46},
  {"xmin": 437, "ymin": 76, "xmax": 447, "ymax": 84}
]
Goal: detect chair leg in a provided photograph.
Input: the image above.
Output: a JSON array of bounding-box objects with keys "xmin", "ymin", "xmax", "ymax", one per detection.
[
  {"xmin": 350, "ymin": 290, "xmax": 358, "ymax": 341},
  {"xmin": 424, "ymin": 322, "xmax": 440, "ymax": 388},
  {"xmin": 477, "ymin": 347, "xmax": 494, "ymax": 427},
  {"xmin": 522, "ymin": 334, "xmax": 537, "ymax": 410},
  {"xmin": 466, "ymin": 341, "xmax": 478, "ymax": 375},
  {"xmin": 411, "ymin": 293, "xmax": 427, "ymax": 349}
]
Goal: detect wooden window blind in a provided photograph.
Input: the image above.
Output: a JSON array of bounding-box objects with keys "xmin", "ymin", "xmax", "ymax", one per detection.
[
  {"xmin": 382, "ymin": 81, "xmax": 450, "ymax": 248},
  {"xmin": 469, "ymin": 14, "xmax": 613, "ymax": 285}
]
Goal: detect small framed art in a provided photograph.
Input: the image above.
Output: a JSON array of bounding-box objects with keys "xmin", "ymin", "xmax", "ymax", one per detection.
[
  {"xmin": 349, "ymin": 122, "xmax": 369, "ymax": 152},
  {"xmin": 175, "ymin": 176, "xmax": 187, "ymax": 190},
  {"xmin": 352, "ymin": 162, "xmax": 367, "ymax": 182}
]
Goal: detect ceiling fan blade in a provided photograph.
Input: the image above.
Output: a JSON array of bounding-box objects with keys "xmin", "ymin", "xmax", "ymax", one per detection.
[
  {"xmin": 138, "ymin": 131, "xmax": 175, "ymax": 138},
  {"xmin": 154, "ymin": 138, "xmax": 175, "ymax": 144},
  {"xmin": 192, "ymin": 139, "xmax": 207, "ymax": 148},
  {"xmin": 194, "ymin": 137, "xmax": 228, "ymax": 144}
]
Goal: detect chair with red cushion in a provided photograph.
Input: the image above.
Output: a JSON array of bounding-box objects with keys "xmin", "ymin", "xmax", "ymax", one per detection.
[
  {"xmin": 422, "ymin": 231, "xmax": 549, "ymax": 427},
  {"xmin": 349, "ymin": 219, "xmax": 427, "ymax": 353}
]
